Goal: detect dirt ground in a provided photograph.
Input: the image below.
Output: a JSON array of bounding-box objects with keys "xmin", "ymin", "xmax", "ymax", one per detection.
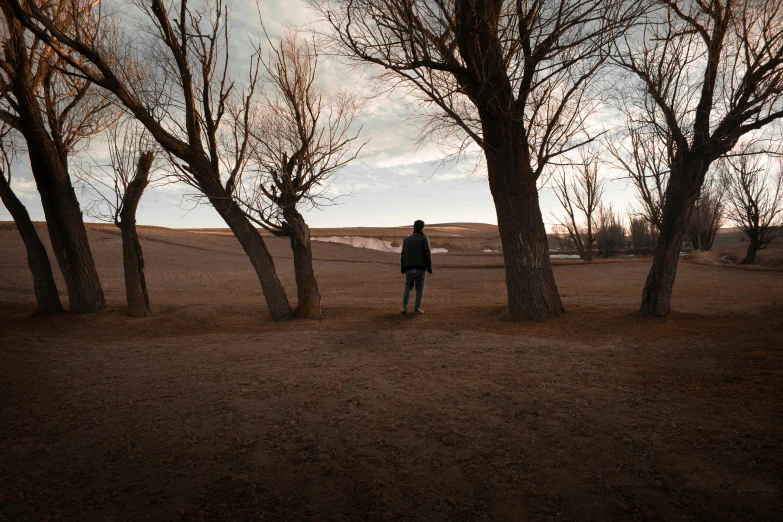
[{"xmin": 1, "ymin": 222, "xmax": 782, "ymax": 521}]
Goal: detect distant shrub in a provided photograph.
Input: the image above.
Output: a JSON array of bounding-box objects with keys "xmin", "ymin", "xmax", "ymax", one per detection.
[
  {"xmin": 629, "ymin": 217, "xmax": 658, "ymax": 251},
  {"xmin": 596, "ymin": 204, "xmax": 626, "ymax": 257}
]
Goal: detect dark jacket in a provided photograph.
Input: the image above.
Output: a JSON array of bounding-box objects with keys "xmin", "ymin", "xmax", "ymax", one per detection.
[{"xmin": 401, "ymin": 232, "xmax": 432, "ymax": 273}]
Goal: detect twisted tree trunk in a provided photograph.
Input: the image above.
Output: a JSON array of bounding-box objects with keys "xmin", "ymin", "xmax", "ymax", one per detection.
[
  {"xmin": 0, "ymin": 174, "xmax": 62, "ymax": 313},
  {"xmin": 118, "ymin": 221, "xmax": 150, "ymax": 317},
  {"xmin": 200, "ymin": 176, "xmax": 292, "ymax": 320},
  {"xmin": 117, "ymin": 152, "xmax": 153, "ymax": 317},
  {"xmin": 218, "ymin": 202, "xmax": 292, "ymax": 321},
  {"xmin": 282, "ymin": 206, "xmax": 321, "ymax": 319}
]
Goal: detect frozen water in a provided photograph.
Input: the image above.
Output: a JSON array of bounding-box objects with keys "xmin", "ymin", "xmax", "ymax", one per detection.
[{"xmin": 312, "ymin": 236, "xmax": 448, "ymax": 254}]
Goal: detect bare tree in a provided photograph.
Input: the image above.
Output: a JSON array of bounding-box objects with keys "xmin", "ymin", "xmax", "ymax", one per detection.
[
  {"xmin": 551, "ymin": 224, "xmax": 575, "ymax": 251},
  {"xmin": 4, "ymin": 0, "xmax": 298, "ymax": 319},
  {"xmin": 0, "ymin": 122, "xmax": 62, "ymax": 313},
  {"xmin": 552, "ymin": 152, "xmax": 603, "ymax": 261},
  {"xmin": 0, "ymin": 1, "xmax": 116, "ymax": 313},
  {"xmin": 685, "ymin": 175, "xmax": 725, "ymax": 251},
  {"xmin": 235, "ymin": 34, "xmax": 362, "ymax": 319},
  {"xmin": 606, "ymin": 126, "xmax": 668, "ymax": 231},
  {"xmin": 78, "ymin": 119, "xmax": 161, "ymax": 317},
  {"xmin": 629, "ymin": 216, "xmax": 658, "ymax": 251},
  {"xmin": 309, "ymin": 0, "xmax": 640, "ymax": 318},
  {"xmin": 595, "ymin": 203, "xmax": 625, "ymax": 257},
  {"xmin": 721, "ymin": 153, "xmax": 783, "ymax": 264},
  {"xmin": 612, "ymin": 0, "xmax": 783, "ymax": 316},
  {"xmin": 612, "ymin": 129, "xmax": 725, "ymax": 252}
]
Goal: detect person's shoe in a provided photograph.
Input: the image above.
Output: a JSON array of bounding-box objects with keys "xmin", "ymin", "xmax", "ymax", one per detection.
[
  {"xmin": 400, "ymin": 308, "xmax": 407, "ymax": 314},
  {"xmin": 414, "ymin": 309, "xmax": 424, "ymax": 314}
]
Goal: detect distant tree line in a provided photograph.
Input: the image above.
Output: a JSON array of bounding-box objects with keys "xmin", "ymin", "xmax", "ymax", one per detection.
[
  {"xmin": 1, "ymin": 0, "xmax": 782, "ymax": 320},
  {"xmin": 551, "ymin": 151, "xmax": 782, "ymax": 265}
]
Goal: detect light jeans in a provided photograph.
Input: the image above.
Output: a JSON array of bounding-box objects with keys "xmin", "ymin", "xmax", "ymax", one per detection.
[{"xmin": 402, "ymin": 269, "xmax": 426, "ymax": 311}]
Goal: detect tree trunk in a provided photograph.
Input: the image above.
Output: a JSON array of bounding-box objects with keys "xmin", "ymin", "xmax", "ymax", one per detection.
[
  {"xmin": 640, "ymin": 158, "xmax": 708, "ymax": 317},
  {"xmin": 117, "ymin": 152, "xmax": 153, "ymax": 317},
  {"xmin": 706, "ymin": 229, "xmax": 716, "ymax": 251},
  {"xmin": 585, "ymin": 223, "xmax": 594, "ymax": 262},
  {"xmin": 20, "ymin": 125, "xmax": 105, "ymax": 313},
  {"xmin": 0, "ymin": 174, "xmax": 62, "ymax": 314},
  {"xmin": 118, "ymin": 220, "xmax": 150, "ymax": 317},
  {"xmin": 570, "ymin": 228, "xmax": 586, "ymax": 260},
  {"xmin": 640, "ymin": 224, "xmax": 686, "ymax": 317},
  {"xmin": 282, "ymin": 206, "xmax": 322, "ymax": 319},
  {"xmin": 483, "ymin": 121, "xmax": 564, "ymax": 319},
  {"xmin": 4, "ymin": 10, "xmax": 104, "ymax": 314},
  {"xmin": 741, "ymin": 235, "xmax": 758, "ymax": 264},
  {"xmin": 203, "ymin": 179, "xmax": 292, "ymax": 320}
]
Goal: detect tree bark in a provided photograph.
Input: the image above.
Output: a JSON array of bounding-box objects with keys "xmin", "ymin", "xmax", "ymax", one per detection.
[
  {"xmin": 282, "ymin": 206, "xmax": 322, "ymax": 319},
  {"xmin": 202, "ymin": 177, "xmax": 292, "ymax": 320},
  {"xmin": 640, "ymin": 224, "xmax": 686, "ymax": 317},
  {"xmin": 118, "ymin": 220, "xmax": 150, "ymax": 317},
  {"xmin": 117, "ymin": 152, "xmax": 153, "ymax": 317},
  {"xmin": 18, "ymin": 113, "xmax": 105, "ymax": 314},
  {"xmin": 4, "ymin": 9, "xmax": 104, "ymax": 314},
  {"xmin": 640, "ymin": 158, "xmax": 708, "ymax": 316},
  {"xmin": 0, "ymin": 174, "xmax": 62, "ymax": 314},
  {"xmin": 741, "ymin": 236, "xmax": 758, "ymax": 264},
  {"xmin": 585, "ymin": 222, "xmax": 594, "ymax": 262},
  {"xmin": 569, "ymin": 227, "xmax": 586, "ymax": 260},
  {"xmin": 450, "ymin": 0, "xmax": 563, "ymax": 319},
  {"xmin": 483, "ymin": 120, "xmax": 564, "ymax": 319}
]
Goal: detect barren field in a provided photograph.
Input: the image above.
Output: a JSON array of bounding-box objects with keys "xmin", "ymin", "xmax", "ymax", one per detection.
[{"xmin": 1, "ymin": 222, "xmax": 782, "ymax": 521}]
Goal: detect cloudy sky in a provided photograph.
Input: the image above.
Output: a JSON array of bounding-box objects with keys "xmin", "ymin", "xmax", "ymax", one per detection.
[{"xmin": 1, "ymin": 0, "xmax": 637, "ymax": 230}]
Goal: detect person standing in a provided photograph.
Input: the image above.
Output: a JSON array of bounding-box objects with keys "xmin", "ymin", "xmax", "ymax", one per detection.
[{"xmin": 400, "ymin": 220, "xmax": 432, "ymax": 314}]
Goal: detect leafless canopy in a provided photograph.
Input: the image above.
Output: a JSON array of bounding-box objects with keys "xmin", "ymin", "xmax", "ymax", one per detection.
[
  {"xmin": 5, "ymin": 0, "xmax": 261, "ymax": 194},
  {"xmin": 629, "ymin": 216, "xmax": 658, "ymax": 249},
  {"xmin": 551, "ymin": 223, "xmax": 576, "ymax": 250},
  {"xmin": 685, "ymin": 174, "xmax": 725, "ymax": 251},
  {"xmin": 610, "ymin": 0, "xmax": 783, "ymax": 315},
  {"xmin": 237, "ymin": 33, "xmax": 363, "ymax": 236},
  {"xmin": 595, "ymin": 203, "xmax": 626, "ymax": 257},
  {"xmin": 720, "ymin": 150, "xmax": 783, "ymax": 254},
  {"xmin": 0, "ymin": 1, "xmax": 117, "ymax": 162},
  {"xmin": 606, "ymin": 128, "xmax": 669, "ymax": 231},
  {"xmin": 312, "ymin": 0, "xmax": 640, "ymax": 177},
  {"xmin": 613, "ymin": 0, "xmax": 783, "ymax": 177},
  {"xmin": 551, "ymin": 149, "xmax": 603, "ymax": 260},
  {"xmin": 78, "ymin": 117, "xmax": 163, "ymax": 226}
]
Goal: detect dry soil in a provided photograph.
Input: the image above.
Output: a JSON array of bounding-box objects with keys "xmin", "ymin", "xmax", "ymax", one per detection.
[{"xmin": 1, "ymin": 223, "xmax": 781, "ymax": 521}]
